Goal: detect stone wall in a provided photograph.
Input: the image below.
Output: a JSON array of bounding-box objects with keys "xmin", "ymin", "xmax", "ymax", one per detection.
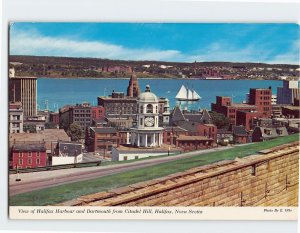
[{"xmin": 61, "ymin": 142, "xmax": 299, "ymax": 207}]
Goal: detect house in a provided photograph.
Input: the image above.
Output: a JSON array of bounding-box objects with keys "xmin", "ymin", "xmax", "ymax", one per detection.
[
  {"xmin": 232, "ymin": 126, "xmax": 249, "ymax": 144},
  {"xmin": 169, "ymin": 106, "xmax": 217, "ymax": 143},
  {"xmin": 10, "ymin": 129, "xmax": 70, "ymax": 156},
  {"xmin": 252, "ymin": 126, "xmax": 288, "ymax": 142},
  {"xmin": 11, "ymin": 143, "xmax": 47, "ymax": 169},
  {"xmin": 216, "ymin": 129, "xmax": 233, "ymax": 142},
  {"xmin": 51, "ymin": 141, "xmax": 83, "ymax": 165}
]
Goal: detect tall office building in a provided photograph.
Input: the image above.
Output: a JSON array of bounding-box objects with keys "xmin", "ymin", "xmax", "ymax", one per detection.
[
  {"xmin": 277, "ymin": 80, "xmax": 300, "ymax": 105},
  {"xmin": 9, "ymin": 77, "xmax": 37, "ymax": 116}
]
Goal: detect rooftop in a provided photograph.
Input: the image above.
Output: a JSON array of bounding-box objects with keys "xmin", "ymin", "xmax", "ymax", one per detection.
[
  {"xmin": 10, "ymin": 129, "xmax": 70, "ymax": 142},
  {"xmin": 12, "ymin": 143, "xmax": 46, "ymax": 152},
  {"xmin": 90, "ymin": 127, "xmax": 117, "ymax": 134},
  {"xmin": 115, "ymin": 144, "xmax": 179, "ymax": 152},
  {"xmin": 177, "ymin": 135, "xmax": 213, "ymax": 141},
  {"xmin": 231, "ymin": 103, "xmax": 257, "ymax": 108}
]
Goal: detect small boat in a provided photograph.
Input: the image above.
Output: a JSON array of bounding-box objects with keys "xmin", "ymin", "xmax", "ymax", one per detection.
[{"xmin": 175, "ymin": 85, "xmax": 201, "ymax": 101}]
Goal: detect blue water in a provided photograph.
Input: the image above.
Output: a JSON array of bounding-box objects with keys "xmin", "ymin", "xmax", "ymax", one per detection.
[{"xmin": 37, "ymin": 78, "xmax": 282, "ymax": 112}]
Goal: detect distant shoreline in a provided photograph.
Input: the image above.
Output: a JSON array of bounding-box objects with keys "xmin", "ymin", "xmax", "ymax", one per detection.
[{"xmin": 33, "ymin": 76, "xmax": 278, "ymax": 81}]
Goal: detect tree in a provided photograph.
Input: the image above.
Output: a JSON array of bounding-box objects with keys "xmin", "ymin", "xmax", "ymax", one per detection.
[
  {"xmin": 67, "ymin": 123, "xmax": 83, "ymax": 141},
  {"xmin": 209, "ymin": 111, "xmax": 230, "ymax": 129}
]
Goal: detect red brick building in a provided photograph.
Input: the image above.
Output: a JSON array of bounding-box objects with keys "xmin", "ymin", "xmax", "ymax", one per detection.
[
  {"xmin": 49, "ymin": 112, "xmax": 60, "ymax": 125},
  {"xmin": 248, "ymin": 88, "xmax": 272, "ymax": 118},
  {"xmin": 91, "ymin": 106, "xmax": 106, "ymax": 120},
  {"xmin": 11, "ymin": 143, "xmax": 47, "ymax": 169},
  {"xmin": 211, "ymin": 96, "xmax": 257, "ymax": 125},
  {"xmin": 236, "ymin": 110, "xmax": 262, "ymax": 131},
  {"xmin": 197, "ymin": 124, "xmax": 217, "ymax": 141},
  {"xmin": 86, "ymin": 127, "xmax": 120, "ymax": 154},
  {"xmin": 163, "ymin": 126, "xmax": 188, "ymax": 145},
  {"xmin": 175, "ymin": 136, "xmax": 214, "ymax": 152}
]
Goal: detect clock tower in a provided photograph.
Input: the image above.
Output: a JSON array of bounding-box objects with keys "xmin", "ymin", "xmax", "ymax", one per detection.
[{"xmin": 131, "ymin": 85, "xmax": 164, "ymax": 147}]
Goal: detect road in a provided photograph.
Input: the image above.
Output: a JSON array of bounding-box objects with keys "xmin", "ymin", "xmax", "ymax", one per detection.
[{"xmin": 9, "ymin": 146, "xmax": 233, "ymax": 196}]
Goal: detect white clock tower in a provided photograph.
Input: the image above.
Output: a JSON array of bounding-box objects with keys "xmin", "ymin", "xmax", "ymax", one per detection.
[{"xmin": 131, "ymin": 85, "xmax": 164, "ymax": 147}]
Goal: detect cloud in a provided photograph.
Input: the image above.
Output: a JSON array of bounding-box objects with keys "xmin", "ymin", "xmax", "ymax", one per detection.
[
  {"xmin": 10, "ymin": 29, "xmax": 299, "ymax": 65},
  {"xmin": 10, "ymin": 29, "xmax": 182, "ymax": 61}
]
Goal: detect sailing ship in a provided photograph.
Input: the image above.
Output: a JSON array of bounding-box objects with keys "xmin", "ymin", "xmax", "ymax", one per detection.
[{"xmin": 175, "ymin": 85, "xmax": 201, "ymax": 101}]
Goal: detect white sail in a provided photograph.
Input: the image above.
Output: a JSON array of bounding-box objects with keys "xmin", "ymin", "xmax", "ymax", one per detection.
[
  {"xmin": 175, "ymin": 85, "xmax": 188, "ymax": 99},
  {"xmin": 176, "ymin": 85, "xmax": 201, "ymax": 101},
  {"xmin": 192, "ymin": 89, "xmax": 201, "ymax": 100},
  {"xmin": 188, "ymin": 89, "xmax": 193, "ymax": 99}
]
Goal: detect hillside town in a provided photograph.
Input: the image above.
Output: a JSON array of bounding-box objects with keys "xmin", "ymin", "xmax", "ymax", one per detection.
[
  {"xmin": 9, "ymin": 55, "xmax": 300, "ymax": 80},
  {"xmin": 8, "ymin": 65, "xmax": 300, "ymax": 170}
]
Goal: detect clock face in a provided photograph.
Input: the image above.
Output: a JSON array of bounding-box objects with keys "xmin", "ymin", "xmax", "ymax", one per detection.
[{"xmin": 144, "ymin": 116, "xmax": 155, "ymax": 127}]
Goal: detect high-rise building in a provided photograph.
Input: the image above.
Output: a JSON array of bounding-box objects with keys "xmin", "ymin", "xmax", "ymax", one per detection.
[
  {"xmin": 277, "ymin": 80, "xmax": 300, "ymax": 105},
  {"xmin": 248, "ymin": 88, "xmax": 272, "ymax": 118},
  {"xmin": 9, "ymin": 77, "xmax": 37, "ymax": 116}
]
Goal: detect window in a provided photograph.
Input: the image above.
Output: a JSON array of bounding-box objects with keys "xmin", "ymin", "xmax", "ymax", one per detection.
[
  {"xmin": 140, "ymin": 105, "xmax": 143, "ymax": 113},
  {"xmin": 36, "ymin": 158, "xmax": 40, "ymax": 165},
  {"xmin": 140, "ymin": 118, "xmax": 143, "ymax": 126},
  {"xmin": 28, "ymin": 158, "xmax": 32, "ymax": 165},
  {"xmin": 146, "ymin": 104, "xmax": 153, "ymax": 113},
  {"xmin": 124, "ymin": 156, "xmax": 128, "ymax": 161},
  {"xmin": 28, "ymin": 152, "xmax": 32, "ymax": 157},
  {"xmin": 18, "ymin": 159, "xmax": 23, "ymax": 165},
  {"xmin": 37, "ymin": 152, "xmax": 40, "ymax": 157}
]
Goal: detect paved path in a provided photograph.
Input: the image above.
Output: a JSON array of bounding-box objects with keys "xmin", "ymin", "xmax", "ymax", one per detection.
[{"xmin": 9, "ymin": 146, "xmax": 233, "ymax": 196}]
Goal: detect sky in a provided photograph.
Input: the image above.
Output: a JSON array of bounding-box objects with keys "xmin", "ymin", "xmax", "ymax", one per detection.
[{"xmin": 9, "ymin": 23, "xmax": 300, "ymax": 65}]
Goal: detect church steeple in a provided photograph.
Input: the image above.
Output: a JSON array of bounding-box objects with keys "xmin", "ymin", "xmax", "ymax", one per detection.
[{"xmin": 127, "ymin": 70, "xmax": 140, "ymax": 97}]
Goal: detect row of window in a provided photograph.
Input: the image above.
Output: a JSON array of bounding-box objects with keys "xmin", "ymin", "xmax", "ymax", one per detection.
[
  {"xmin": 18, "ymin": 158, "xmax": 40, "ymax": 165},
  {"xmin": 18, "ymin": 152, "xmax": 41, "ymax": 157}
]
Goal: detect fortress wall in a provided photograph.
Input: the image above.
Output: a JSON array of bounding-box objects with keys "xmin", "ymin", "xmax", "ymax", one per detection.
[{"xmin": 61, "ymin": 142, "xmax": 299, "ymax": 207}]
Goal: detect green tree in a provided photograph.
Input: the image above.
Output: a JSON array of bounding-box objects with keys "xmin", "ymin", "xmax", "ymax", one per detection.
[
  {"xmin": 209, "ymin": 111, "xmax": 230, "ymax": 129},
  {"xmin": 67, "ymin": 123, "xmax": 83, "ymax": 141}
]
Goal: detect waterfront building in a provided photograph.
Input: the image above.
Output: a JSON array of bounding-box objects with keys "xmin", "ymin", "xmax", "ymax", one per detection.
[
  {"xmin": 277, "ymin": 80, "xmax": 300, "ymax": 105},
  {"xmin": 9, "ymin": 77, "xmax": 37, "ymax": 116},
  {"xmin": 97, "ymin": 93, "xmax": 137, "ymax": 118},
  {"xmin": 10, "ymin": 143, "xmax": 47, "ymax": 169},
  {"xmin": 9, "ymin": 102, "xmax": 24, "ymax": 133},
  {"xmin": 248, "ymin": 88, "xmax": 272, "ymax": 118}
]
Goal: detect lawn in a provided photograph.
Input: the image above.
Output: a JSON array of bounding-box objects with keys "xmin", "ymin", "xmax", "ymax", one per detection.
[{"xmin": 10, "ymin": 134, "xmax": 299, "ymax": 206}]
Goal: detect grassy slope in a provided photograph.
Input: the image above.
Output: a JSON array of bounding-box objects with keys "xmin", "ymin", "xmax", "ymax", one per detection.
[{"xmin": 10, "ymin": 134, "xmax": 299, "ymax": 206}]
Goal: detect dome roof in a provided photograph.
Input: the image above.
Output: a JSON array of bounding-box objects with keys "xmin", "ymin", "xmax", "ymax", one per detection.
[{"xmin": 138, "ymin": 85, "xmax": 158, "ymax": 103}]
